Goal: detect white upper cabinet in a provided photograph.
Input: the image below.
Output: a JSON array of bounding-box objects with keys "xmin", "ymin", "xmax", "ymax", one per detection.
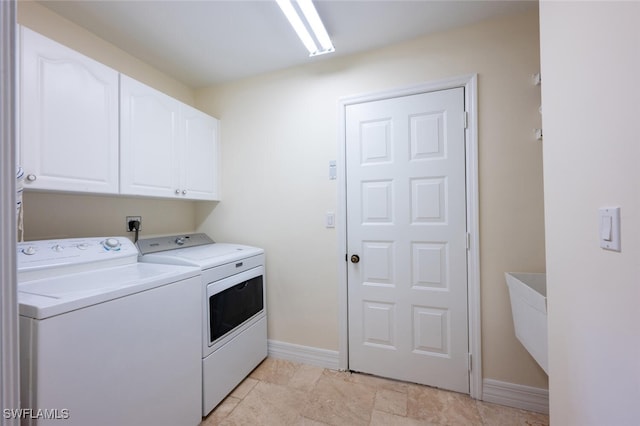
[
  {"xmin": 120, "ymin": 75, "xmax": 180, "ymax": 198},
  {"xmin": 181, "ymin": 104, "xmax": 219, "ymax": 200},
  {"xmin": 120, "ymin": 75, "xmax": 219, "ymax": 200},
  {"xmin": 20, "ymin": 26, "xmax": 119, "ymax": 194}
]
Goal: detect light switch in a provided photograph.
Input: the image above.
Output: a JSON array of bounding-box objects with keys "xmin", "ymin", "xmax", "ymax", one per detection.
[
  {"xmin": 329, "ymin": 160, "xmax": 336, "ymax": 180},
  {"xmin": 326, "ymin": 212, "xmax": 335, "ymax": 228},
  {"xmin": 599, "ymin": 207, "xmax": 621, "ymax": 251},
  {"xmin": 600, "ymin": 215, "xmax": 612, "ymax": 241}
]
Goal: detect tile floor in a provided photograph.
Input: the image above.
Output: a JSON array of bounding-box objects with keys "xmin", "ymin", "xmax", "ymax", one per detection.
[{"xmin": 200, "ymin": 358, "xmax": 549, "ymax": 426}]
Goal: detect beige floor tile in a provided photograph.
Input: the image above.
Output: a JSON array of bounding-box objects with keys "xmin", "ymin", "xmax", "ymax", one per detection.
[
  {"xmin": 370, "ymin": 409, "xmax": 429, "ymax": 426},
  {"xmin": 288, "ymin": 364, "xmax": 324, "ymax": 392},
  {"xmin": 295, "ymin": 416, "xmax": 331, "ymax": 426},
  {"xmin": 201, "ymin": 396, "xmax": 241, "ymax": 425},
  {"xmin": 301, "ymin": 374, "xmax": 376, "ymax": 426},
  {"xmin": 476, "ymin": 401, "xmax": 549, "ymax": 426},
  {"xmin": 200, "ymin": 358, "xmax": 549, "ymax": 426},
  {"xmin": 219, "ymin": 381, "xmax": 310, "ymax": 426},
  {"xmin": 407, "ymin": 384, "xmax": 483, "ymax": 425},
  {"xmin": 249, "ymin": 358, "xmax": 300, "ymax": 386},
  {"xmin": 374, "ymin": 388, "xmax": 408, "ymax": 416},
  {"xmin": 230, "ymin": 377, "xmax": 259, "ymax": 399}
]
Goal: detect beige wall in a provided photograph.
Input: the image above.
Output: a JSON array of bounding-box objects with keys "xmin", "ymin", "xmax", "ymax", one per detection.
[
  {"xmin": 17, "ymin": 1, "xmax": 200, "ymax": 241},
  {"xmin": 21, "ymin": 192, "xmax": 197, "ymax": 240},
  {"xmin": 540, "ymin": 2, "xmax": 640, "ymax": 423},
  {"xmin": 196, "ymin": 9, "xmax": 547, "ymax": 388}
]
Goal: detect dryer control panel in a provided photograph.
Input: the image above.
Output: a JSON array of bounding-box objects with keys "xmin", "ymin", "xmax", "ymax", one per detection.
[{"xmin": 137, "ymin": 233, "xmax": 215, "ymax": 255}]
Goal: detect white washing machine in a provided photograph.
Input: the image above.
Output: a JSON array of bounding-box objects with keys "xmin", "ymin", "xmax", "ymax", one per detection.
[
  {"xmin": 17, "ymin": 237, "xmax": 202, "ymax": 426},
  {"xmin": 137, "ymin": 233, "xmax": 267, "ymax": 416}
]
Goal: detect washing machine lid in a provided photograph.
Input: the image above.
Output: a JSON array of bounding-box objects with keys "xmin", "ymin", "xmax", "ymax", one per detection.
[
  {"xmin": 139, "ymin": 243, "xmax": 263, "ymax": 269},
  {"xmin": 18, "ymin": 263, "xmax": 200, "ymax": 319}
]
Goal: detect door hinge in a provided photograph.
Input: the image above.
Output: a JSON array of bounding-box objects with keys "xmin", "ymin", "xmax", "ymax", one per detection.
[
  {"xmin": 463, "ymin": 111, "xmax": 468, "ymax": 129},
  {"xmin": 468, "ymin": 353, "xmax": 472, "ymax": 372},
  {"xmin": 466, "ymin": 232, "xmax": 471, "ymax": 250}
]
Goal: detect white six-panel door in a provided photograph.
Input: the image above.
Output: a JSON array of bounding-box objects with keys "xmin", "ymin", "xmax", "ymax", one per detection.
[{"xmin": 346, "ymin": 87, "xmax": 469, "ymax": 393}]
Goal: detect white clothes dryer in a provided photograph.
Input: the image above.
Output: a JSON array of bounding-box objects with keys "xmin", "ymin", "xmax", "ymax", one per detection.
[{"xmin": 137, "ymin": 233, "xmax": 266, "ymax": 416}]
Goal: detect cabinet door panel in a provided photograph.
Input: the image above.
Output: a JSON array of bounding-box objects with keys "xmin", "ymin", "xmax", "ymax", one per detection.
[
  {"xmin": 120, "ymin": 75, "xmax": 180, "ymax": 197},
  {"xmin": 181, "ymin": 105, "xmax": 219, "ymax": 200},
  {"xmin": 20, "ymin": 26, "xmax": 119, "ymax": 193}
]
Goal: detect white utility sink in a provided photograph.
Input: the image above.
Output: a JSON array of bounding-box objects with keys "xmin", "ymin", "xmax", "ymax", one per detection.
[{"xmin": 505, "ymin": 272, "xmax": 548, "ymax": 374}]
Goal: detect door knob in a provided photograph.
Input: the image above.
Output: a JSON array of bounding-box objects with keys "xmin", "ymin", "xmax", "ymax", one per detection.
[{"xmin": 350, "ymin": 254, "xmax": 360, "ymax": 264}]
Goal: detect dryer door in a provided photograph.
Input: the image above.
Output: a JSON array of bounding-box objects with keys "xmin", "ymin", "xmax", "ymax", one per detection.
[{"xmin": 206, "ymin": 266, "xmax": 264, "ymax": 349}]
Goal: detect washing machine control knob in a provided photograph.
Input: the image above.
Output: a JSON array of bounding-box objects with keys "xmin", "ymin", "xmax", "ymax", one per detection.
[
  {"xmin": 103, "ymin": 238, "xmax": 121, "ymax": 251},
  {"xmin": 22, "ymin": 246, "xmax": 37, "ymax": 256}
]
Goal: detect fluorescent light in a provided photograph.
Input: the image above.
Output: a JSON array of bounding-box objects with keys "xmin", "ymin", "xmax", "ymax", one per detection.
[
  {"xmin": 298, "ymin": 0, "xmax": 334, "ymax": 53},
  {"xmin": 276, "ymin": 0, "xmax": 335, "ymax": 56}
]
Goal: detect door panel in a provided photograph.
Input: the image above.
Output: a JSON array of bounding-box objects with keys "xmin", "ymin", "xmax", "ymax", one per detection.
[{"xmin": 346, "ymin": 87, "xmax": 469, "ymax": 393}]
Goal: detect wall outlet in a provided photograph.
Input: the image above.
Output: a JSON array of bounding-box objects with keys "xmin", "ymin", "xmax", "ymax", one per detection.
[{"xmin": 126, "ymin": 216, "xmax": 142, "ymax": 232}]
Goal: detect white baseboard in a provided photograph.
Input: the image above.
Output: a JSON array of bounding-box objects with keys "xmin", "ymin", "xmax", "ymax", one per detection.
[
  {"xmin": 267, "ymin": 340, "xmax": 340, "ymax": 370},
  {"xmin": 482, "ymin": 378, "xmax": 549, "ymax": 414}
]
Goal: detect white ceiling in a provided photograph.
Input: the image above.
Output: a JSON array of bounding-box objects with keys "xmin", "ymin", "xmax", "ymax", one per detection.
[{"xmin": 39, "ymin": 0, "xmax": 537, "ymax": 88}]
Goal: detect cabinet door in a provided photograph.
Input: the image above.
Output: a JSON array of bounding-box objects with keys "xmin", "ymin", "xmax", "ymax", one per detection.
[
  {"xmin": 180, "ymin": 105, "xmax": 219, "ymax": 200},
  {"xmin": 20, "ymin": 26, "xmax": 119, "ymax": 193},
  {"xmin": 120, "ymin": 75, "xmax": 180, "ymax": 197}
]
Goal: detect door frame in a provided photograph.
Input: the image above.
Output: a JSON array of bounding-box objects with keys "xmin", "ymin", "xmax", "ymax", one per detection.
[
  {"xmin": 1, "ymin": 0, "xmax": 21, "ymax": 419},
  {"xmin": 337, "ymin": 74, "xmax": 482, "ymax": 399}
]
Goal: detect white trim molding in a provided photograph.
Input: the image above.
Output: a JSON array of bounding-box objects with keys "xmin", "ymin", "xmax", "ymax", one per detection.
[
  {"xmin": 336, "ymin": 74, "xmax": 482, "ymax": 399},
  {"xmin": 1, "ymin": 1, "xmax": 21, "ymax": 423},
  {"xmin": 268, "ymin": 340, "xmax": 340, "ymax": 370},
  {"xmin": 482, "ymin": 379, "xmax": 549, "ymax": 414}
]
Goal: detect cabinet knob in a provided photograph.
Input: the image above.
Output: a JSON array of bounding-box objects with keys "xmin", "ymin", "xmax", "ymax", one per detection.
[
  {"xmin": 175, "ymin": 189, "xmax": 180, "ymax": 194},
  {"xmin": 26, "ymin": 174, "xmax": 37, "ymax": 182},
  {"xmin": 182, "ymin": 190, "xmax": 187, "ymax": 195}
]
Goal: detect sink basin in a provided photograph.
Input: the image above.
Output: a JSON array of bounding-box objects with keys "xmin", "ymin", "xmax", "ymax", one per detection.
[{"xmin": 505, "ymin": 272, "xmax": 548, "ymax": 374}]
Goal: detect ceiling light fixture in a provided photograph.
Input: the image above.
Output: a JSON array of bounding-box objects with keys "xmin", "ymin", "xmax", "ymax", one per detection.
[{"xmin": 276, "ymin": 0, "xmax": 335, "ymax": 57}]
